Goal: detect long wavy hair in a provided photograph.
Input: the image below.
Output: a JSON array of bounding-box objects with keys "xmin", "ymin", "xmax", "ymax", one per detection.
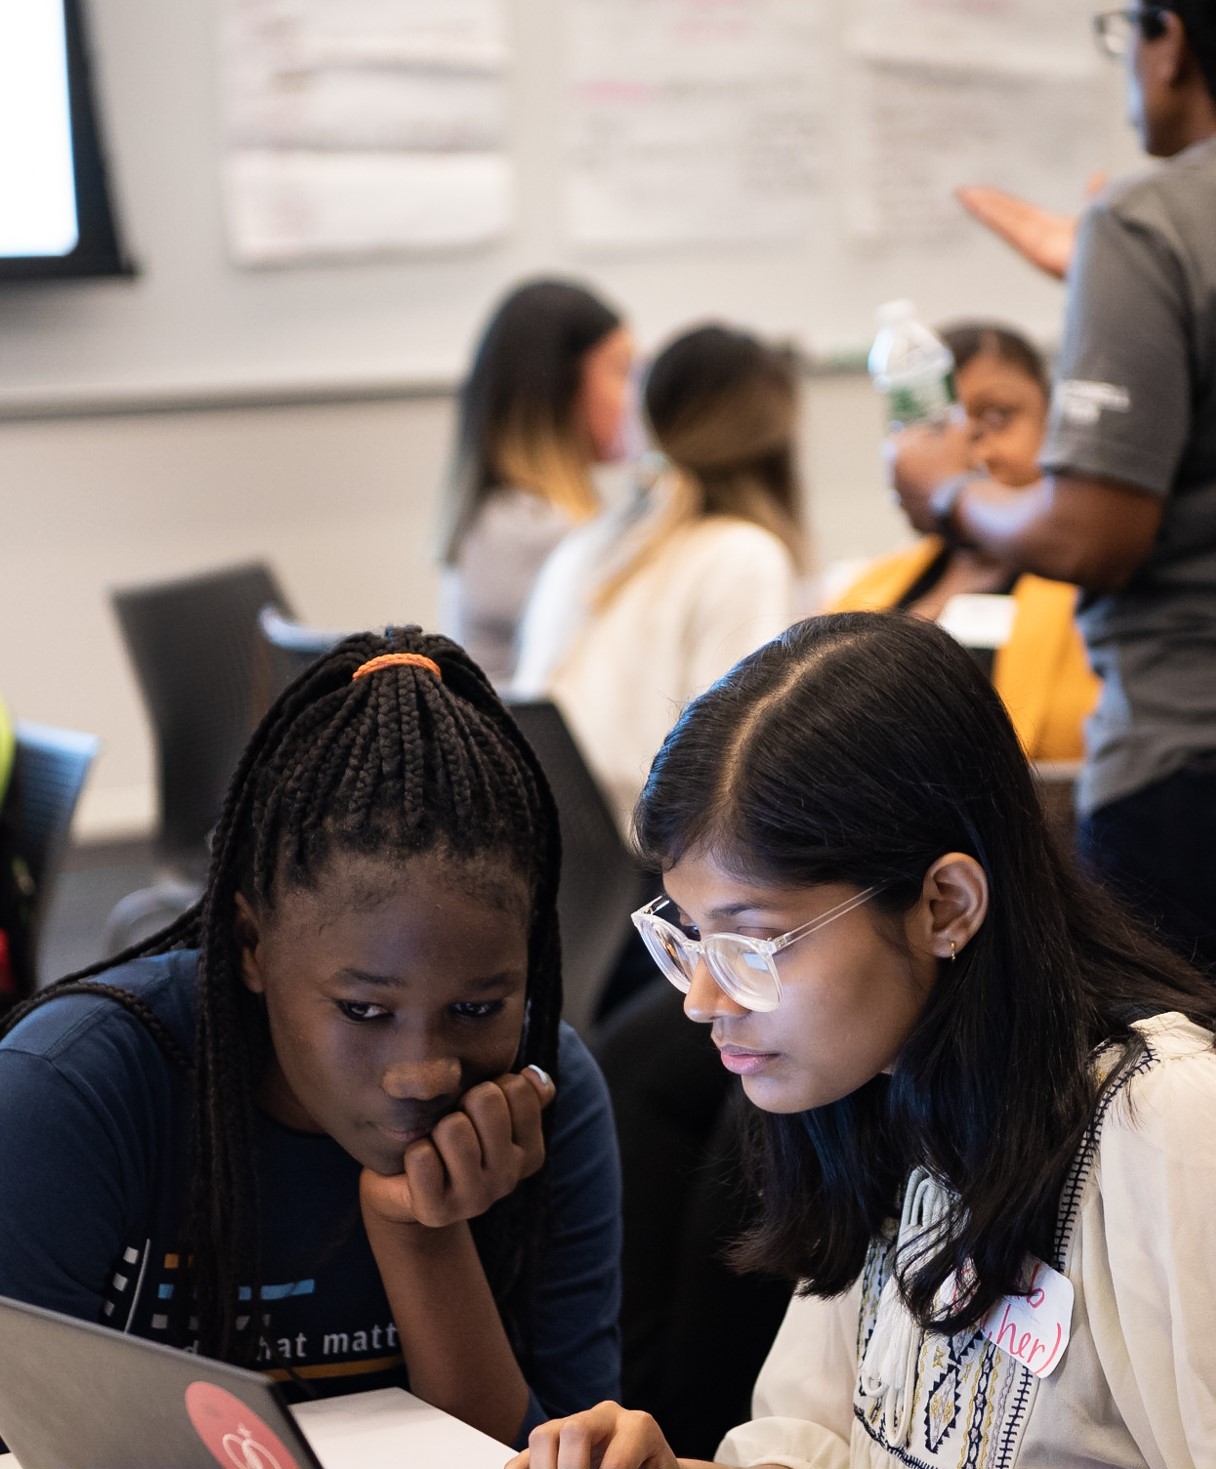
[
  {"xmin": 591, "ymin": 324, "xmax": 804, "ymax": 610},
  {"xmin": 633, "ymin": 611, "xmax": 1216, "ymax": 1332},
  {"xmin": 1, "ymin": 628, "xmax": 564, "ymax": 1363}
]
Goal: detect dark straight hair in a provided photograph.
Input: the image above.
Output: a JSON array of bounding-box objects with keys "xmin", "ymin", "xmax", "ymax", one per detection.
[
  {"xmin": 1162, "ymin": 1, "xmax": 1216, "ymax": 103},
  {"xmin": 0, "ymin": 628, "xmax": 564, "ymax": 1364},
  {"xmin": 936, "ymin": 320, "xmax": 1049, "ymax": 397},
  {"xmin": 438, "ymin": 278, "xmax": 624, "ymax": 563},
  {"xmin": 634, "ymin": 611, "xmax": 1216, "ymax": 1332}
]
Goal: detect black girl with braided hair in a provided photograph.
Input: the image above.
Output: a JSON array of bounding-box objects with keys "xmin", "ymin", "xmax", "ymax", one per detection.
[{"xmin": 0, "ymin": 628, "xmax": 621, "ymax": 1449}]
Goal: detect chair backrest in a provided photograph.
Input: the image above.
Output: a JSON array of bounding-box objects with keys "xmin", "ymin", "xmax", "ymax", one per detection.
[
  {"xmin": 111, "ymin": 563, "xmax": 292, "ymax": 876},
  {"xmin": 254, "ymin": 605, "xmax": 347, "ymax": 707},
  {"xmin": 1033, "ymin": 758, "xmax": 1080, "ymax": 842},
  {"xmin": 506, "ymin": 699, "xmax": 648, "ymax": 1036},
  {"xmin": 8, "ymin": 722, "xmax": 100, "ymax": 957}
]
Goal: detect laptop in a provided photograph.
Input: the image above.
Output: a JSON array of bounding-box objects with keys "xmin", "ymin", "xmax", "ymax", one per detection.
[{"xmin": 0, "ymin": 1294, "xmax": 511, "ymax": 1469}]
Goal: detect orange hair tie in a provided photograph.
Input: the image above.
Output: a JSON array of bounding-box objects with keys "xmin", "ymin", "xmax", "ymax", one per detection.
[{"xmin": 352, "ymin": 652, "xmax": 442, "ymax": 682}]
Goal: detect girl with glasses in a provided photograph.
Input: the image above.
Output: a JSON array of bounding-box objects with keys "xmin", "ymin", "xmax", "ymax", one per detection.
[
  {"xmin": 0, "ymin": 629, "xmax": 620, "ymax": 1452},
  {"xmin": 513, "ymin": 611, "xmax": 1216, "ymax": 1468},
  {"xmin": 833, "ymin": 321, "xmax": 1098, "ymax": 764}
]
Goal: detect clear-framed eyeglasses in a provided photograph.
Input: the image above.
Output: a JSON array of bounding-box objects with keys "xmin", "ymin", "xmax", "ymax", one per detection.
[
  {"xmin": 630, "ymin": 885, "xmax": 884, "ymax": 1013},
  {"xmin": 1092, "ymin": 6, "xmax": 1163, "ymax": 57}
]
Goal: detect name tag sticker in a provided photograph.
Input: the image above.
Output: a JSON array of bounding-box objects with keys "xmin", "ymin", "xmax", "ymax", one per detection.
[
  {"xmin": 980, "ymin": 1258, "xmax": 1074, "ymax": 1378},
  {"xmin": 938, "ymin": 593, "xmax": 1017, "ymax": 651}
]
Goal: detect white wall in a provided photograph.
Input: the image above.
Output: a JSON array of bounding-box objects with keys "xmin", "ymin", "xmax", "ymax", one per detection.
[
  {"xmin": 0, "ymin": 0, "xmax": 1140, "ymax": 408},
  {"xmin": 0, "ymin": 393, "xmax": 450, "ymax": 835},
  {"xmin": 0, "ymin": 374, "xmax": 908, "ymax": 840}
]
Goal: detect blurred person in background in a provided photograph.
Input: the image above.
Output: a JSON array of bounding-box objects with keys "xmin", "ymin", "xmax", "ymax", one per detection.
[
  {"xmin": 836, "ymin": 321, "xmax": 1098, "ymax": 763},
  {"xmin": 514, "ymin": 322, "xmax": 806, "ymax": 837},
  {"xmin": 891, "ymin": 1, "xmax": 1216, "ymax": 972},
  {"xmin": 438, "ymin": 278, "xmax": 635, "ymax": 687}
]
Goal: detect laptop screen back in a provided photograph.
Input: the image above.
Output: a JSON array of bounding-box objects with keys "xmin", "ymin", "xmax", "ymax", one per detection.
[{"xmin": 0, "ymin": 1293, "xmax": 325, "ymax": 1469}]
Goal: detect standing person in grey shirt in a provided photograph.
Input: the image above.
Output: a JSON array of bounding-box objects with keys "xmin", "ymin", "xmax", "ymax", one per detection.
[
  {"xmin": 437, "ymin": 279, "xmax": 635, "ymax": 688},
  {"xmin": 892, "ymin": 1, "xmax": 1216, "ymax": 972}
]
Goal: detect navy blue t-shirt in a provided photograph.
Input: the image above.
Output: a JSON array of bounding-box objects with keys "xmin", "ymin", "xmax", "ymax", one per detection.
[{"xmin": 0, "ymin": 952, "xmax": 621, "ymax": 1441}]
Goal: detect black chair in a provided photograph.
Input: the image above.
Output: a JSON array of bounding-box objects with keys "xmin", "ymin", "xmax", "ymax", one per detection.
[
  {"xmin": 506, "ymin": 700, "xmax": 649, "ymax": 1037},
  {"xmin": 255, "ymin": 604, "xmax": 347, "ymax": 706},
  {"xmin": 111, "ymin": 562, "xmax": 293, "ymax": 880},
  {"xmin": 8, "ymin": 722, "xmax": 100, "ymax": 988},
  {"xmin": 102, "ymin": 565, "xmax": 294, "ymax": 958}
]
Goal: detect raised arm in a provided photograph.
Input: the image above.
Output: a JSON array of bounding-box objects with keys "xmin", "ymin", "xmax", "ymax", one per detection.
[
  {"xmin": 509, "ymin": 1028, "xmax": 622, "ymax": 1432},
  {"xmin": 360, "ymin": 1065, "xmax": 555, "ymax": 1447},
  {"xmin": 955, "ymin": 173, "xmax": 1106, "ymax": 280},
  {"xmin": 361, "ymin": 1028, "xmax": 622, "ymax": 1451}
]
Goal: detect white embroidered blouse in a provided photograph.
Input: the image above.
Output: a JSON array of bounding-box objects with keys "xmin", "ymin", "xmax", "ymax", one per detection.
[{"xmin": 717, "ymin": 1012, "xmax": 1216, "ymax": 1469}]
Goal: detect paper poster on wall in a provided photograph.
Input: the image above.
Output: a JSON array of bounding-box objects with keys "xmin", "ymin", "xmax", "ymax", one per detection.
[
  {"xmin": 840, "ymin": 0, "xmax": 1107, "ymax": 245},
  {"xmin": 565, "ymin": 0, "xmax": 831, "ymax": 250},
  {"xmin": 218, "ymin": 0, "xmax": 513, "ymax": 264},
  {"xmin": 839, "ymin": 53, "xmax": 1106, "ymax": 245},
  {"xmin": 847, "ymin": 0, "xmax": 1097, "ymax": 65}
]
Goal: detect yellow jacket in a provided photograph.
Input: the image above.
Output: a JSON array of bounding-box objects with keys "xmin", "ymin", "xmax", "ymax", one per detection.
[{"xmin": 831, "ymin": 539, "xmax": 1099, "ymax": 763}]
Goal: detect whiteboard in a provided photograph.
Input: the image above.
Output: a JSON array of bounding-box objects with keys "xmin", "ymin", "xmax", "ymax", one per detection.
[{"xmin": 0, "ymin": 0, "xmax": 1144, "ymax": 414}]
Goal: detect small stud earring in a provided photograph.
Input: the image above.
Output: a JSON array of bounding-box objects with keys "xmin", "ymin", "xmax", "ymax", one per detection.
[{"xmin": 949, "ymin": 939, "xmax": 957, "ymax": 962}]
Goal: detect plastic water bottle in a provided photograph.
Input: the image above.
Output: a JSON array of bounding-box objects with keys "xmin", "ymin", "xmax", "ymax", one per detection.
[{"xmin": 868, "ymin": 300, "xmax": 957, "ymax": 431}]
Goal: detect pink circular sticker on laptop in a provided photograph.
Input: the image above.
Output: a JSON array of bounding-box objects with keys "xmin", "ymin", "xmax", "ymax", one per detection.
[{"xmin": 184, "ymin": 1381, "xmax": 303, "ymax": 1469}]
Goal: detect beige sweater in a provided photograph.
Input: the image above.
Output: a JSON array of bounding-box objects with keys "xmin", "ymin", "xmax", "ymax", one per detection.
[{"xmin": 514, "ymin": 503, "xmax": 798, "ymax": 837}]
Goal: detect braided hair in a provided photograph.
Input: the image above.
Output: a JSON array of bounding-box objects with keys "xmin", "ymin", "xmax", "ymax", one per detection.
[{"xmin": 0, "ymin": 628, "xmax": 563, "ymax": 1363}]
